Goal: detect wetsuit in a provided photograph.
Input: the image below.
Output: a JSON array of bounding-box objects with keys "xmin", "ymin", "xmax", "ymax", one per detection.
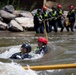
[
  {"xmin": 10, "ymin": 52, "xmax": 32, "ymax": 59},
  {"xmin": 35, "ymin": 45, "xmax": 48, "ymax": 55}
]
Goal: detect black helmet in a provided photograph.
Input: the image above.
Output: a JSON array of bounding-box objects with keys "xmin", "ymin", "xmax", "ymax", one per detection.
[
  {"xmin": 52, "ymin": 6, "xmax": 56, "ymax": 10},
  {"xmin": 21, "ymin": 43, "xmax": 31, "ymax": 53},
  {"xmin": 37, "ymin": 9, "xmax": 42, "ymax": 13}
]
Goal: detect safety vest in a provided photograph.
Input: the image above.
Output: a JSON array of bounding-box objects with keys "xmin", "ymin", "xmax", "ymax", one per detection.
[
  {"xmin": 36, "ymin": 13, "xmax": 43, "ymax": 19},
  {"xmin": 59, "ymin": 9, "xmax": 63, "ymax": 15},
  {"xmin": 68, "ymin": 10, "xmax": 75, "ymax": 15},
  {"xmin": 44, "ymin": 13, "xmax": 48, "ymax": 17},
  {"xmin": 43, "ymin": 12, "xmax": 48, "ymax": 18},
  {"xmin": 51, "ymin": 11, "xmax": 57, "ymax": 17}
]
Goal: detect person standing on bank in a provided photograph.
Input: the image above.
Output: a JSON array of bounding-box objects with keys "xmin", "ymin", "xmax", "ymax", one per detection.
[
  {"xmin": 34, "ymin": 37, "xmax": 48, "ymax": 55},
  {"xmin": 34, "ymin": 9, "xmax": 44, "ymax": 33},
  {"xmin": 10, "ymin": 43, "xmax": 32, "ymax": 59},
  {"xmin": 67, "ymin": 5, "xmax": 75, "ymax": 32}
]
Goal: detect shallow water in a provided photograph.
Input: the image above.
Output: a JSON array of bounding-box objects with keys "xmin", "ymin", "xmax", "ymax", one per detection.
[{"xmin": 0, "ymin": 31, "xmax": 76, "ymax": 75}]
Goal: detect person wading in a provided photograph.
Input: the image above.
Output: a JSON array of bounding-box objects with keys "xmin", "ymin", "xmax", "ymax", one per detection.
[
  {"xmin": 34, "ymin": 9, "xmax": 44, "ymax": 33},
  {"xmin": 67, "ymin": 5, "xmax": 75, "ymax": 32}
]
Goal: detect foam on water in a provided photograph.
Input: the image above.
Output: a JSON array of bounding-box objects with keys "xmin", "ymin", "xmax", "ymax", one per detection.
[
  {"xmin": 0, "ymin": 45, "xmax": 43, "ymax": 60},
  {"xmin": 0, "ymin": 46, "xmax": 21, "ymax": 59},
  {"xmin": 0, "ymin": 62, "xmax": 37, "ymax": 75}
]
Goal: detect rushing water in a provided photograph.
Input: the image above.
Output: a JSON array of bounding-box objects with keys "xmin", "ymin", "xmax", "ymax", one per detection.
[{"xmin": 0, "ymin": 31, "xmax": 76, "ymax": 75}]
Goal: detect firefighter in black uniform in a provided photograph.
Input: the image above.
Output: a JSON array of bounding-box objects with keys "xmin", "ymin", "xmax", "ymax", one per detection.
[
  {"xmin": 42, "ymin": 6, "xmax": 49, "ymax": 33},
  {"xmin": 57, "ymin": 4, "xmax": 65, "ymax": 32},
  {"xmin": 48, "ymin": 6, "xmax": 58, "ymax": 32},
  {"xmin": 67, "ymin": 5, "xmax": 75, "ymax": 32},
  {"xmin": 34, "ymin": 9, "xmax": 44, "ymax": 33}
]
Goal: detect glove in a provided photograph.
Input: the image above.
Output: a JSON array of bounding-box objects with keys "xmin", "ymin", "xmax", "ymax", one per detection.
[
  {"xmin": 16, "ymin": 55, "xmax": 22, "ymax": 59},
  {"xmin": 54, "ymin": 17, "xmax": 57, "ymax": 20}
]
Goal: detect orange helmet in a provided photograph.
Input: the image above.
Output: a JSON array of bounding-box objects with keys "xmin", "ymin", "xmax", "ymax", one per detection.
[
  {"xmin": 38, "ymin": 37, "xmax": 48, "ymax": 45},
  {"xmin": 57, "ymin": 4, "xmax": 62, "ymax": 9},
  {"xmin": 70, "ymin": 5, "xmax": 74, "ymax": 9},
  {"xmin": 42, "ymin": 6, "xmax": 47, "ymax": 10}
]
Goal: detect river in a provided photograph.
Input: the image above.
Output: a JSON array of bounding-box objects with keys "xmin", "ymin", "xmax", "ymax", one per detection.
[{"xmin": 0, "ymin": 30, "xmax": 76, "ymax": 75}]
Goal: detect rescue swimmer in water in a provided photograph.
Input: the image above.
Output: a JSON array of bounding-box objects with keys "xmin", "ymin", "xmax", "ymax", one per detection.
[
  {"xmin": 10, "ymin": 43, "xmax": 32, "ymax": 59},
  {"xmin": 10, "ymin": 37, "xmax": 48, "ymax": 59}
]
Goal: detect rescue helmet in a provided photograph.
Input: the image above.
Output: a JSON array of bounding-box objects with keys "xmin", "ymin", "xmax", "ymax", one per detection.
[
  {"xmin": 52, "ymin": 6, "xmax": 56, "ymax": 10},
  {"xmin": 42, "ymin": 6, "xmax": 47, "ymax": 11},
  {"xmin": 21, "ymin": 43, "xmax": 31, "ymax": 53},
  {"xmin": 57, "ymin": 4, "xmax": 62, "ymax": 9},
  {"xmin": 37, "ymin": 9, "xmax": 42, "ymax": 13},
  {"xmin": 70, "ymin": 5, "xmax": 74, "ymax": 9},
  {"xmin": 38, "ymin": 37, "xmax": 48, "ymax": 45}
]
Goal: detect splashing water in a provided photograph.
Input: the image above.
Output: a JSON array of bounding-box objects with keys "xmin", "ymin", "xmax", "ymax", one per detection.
[
  {"xmin": 0, "ymin": 62, "xmax": 37, "ymax": 75},
  {"xmin": 0, "ymin": 45, "xmax": 43, "ymax": 60},
  {"xmin": 0, "ymin": 46, "xmax": 21, "ymax": 59}
]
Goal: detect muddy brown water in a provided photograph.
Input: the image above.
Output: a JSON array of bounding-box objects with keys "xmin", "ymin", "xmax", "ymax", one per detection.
[{"xmin": 0, "ymin": 30, "xmax": 76, "ymax": 75}]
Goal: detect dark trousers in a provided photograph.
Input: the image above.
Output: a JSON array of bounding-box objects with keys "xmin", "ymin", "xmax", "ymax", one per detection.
[
  {"xmin": 36, "ymin": 24, "xmax": 44, "ymax": 33},
  {"xmin": 57, "ymin": 19, "xmax": 65, "ymax": 32},
  {"xmin": 49, "ymin": 20, "xmax": 58, "ymax": 32},
  {"xmin": 66, "ymin": 22, "xmax": 75, "ymax": 32}
]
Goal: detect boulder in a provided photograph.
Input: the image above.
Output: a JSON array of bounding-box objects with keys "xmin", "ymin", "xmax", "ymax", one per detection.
[
  {"xmin": 0, "ymin": 21, "xmax": 8, "ymax": 30},
  {"xmin": 45, "ymin": 1, "xmax": 58, "ymax": 8},
  {"xmin": 15, "ymin": 17, "xmax": 34, "ymax": 28},
  {"xmin": 9, "ymin": 20, "xmax": 23, "ymax": 32},
  {"xmin": 2, "ymin": 5, "xmax": 15, "ymax": 13},
  {"xmin": 13, "ymin": 10, "xmax": 21, "ymax": 17},
  {"xmin": 0, "ymin": 10, "xmax": 16, "ymax": 20},
  {"xmin": 31, "ymin": 9, "xmax": 37, "ymax": 16},
  {"xmin": 19, "ymin": 11, "xmax": 33, "ymax": 18}
]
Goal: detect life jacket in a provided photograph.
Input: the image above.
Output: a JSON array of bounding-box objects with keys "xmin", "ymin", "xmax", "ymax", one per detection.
[
  {"xmin": 36, "ymin": 13, "xmax": 43, "ymax": 19},
  {"xmin": 51, "ymin": 10, "xmax": 57, "ymax": 17},
  {"xmin": 34, "ymin": 45, "xmax": 48, "ymax": 54},
  {"xmin": 34, "ymin": 13, "xmax": 43, "ymax": 25},
  {"xmin": 43, "ymin": 12, "xmax": 48, "ymax": 19},
  {"xmin": 68, "ymin": 10, "xmax": 75, "ymax": 15},
  {"xmin": 58, "ymin": 9, "xmax": 63, "ymax": 15},
  {"xmin": 67, "ymin": 9, "xmax": 75, "ymax": 22}
]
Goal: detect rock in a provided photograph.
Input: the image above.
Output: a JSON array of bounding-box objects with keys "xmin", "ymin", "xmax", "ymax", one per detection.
[
  {"xmin": 0, "ymin": 17, "xmax": 3, "ymax": 21},
  {"xmin": 9, "ymin": 20, "xmax": 23, "ymax": 32},
  {"xmin": 15, "ymin": 17, "xmax": 34, "ymax": 28},
  {"xmin": 2, "ymin": 5, "xmax": 15, "ymax": 13},
  {"xmin": 0, "ymin": 10, "xmax": 16, "ymax": 20},
  {"xmin": 19, "ymin": 11, "xmax": 33, "ymax": 18},
  {"xmin": 13, "ymin": 10, "xmax": 21, "ymax": 17},
  {"xmin": 45, "ymin": 1, "xmax": 58, "ymax": 8},
  {"xmin": 31, "ymin": 9, "xmax": 37, "ymax": 16},
  {"xmin": 0, "ymin": 21, "xmax": 8, "ymax": 30}
]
